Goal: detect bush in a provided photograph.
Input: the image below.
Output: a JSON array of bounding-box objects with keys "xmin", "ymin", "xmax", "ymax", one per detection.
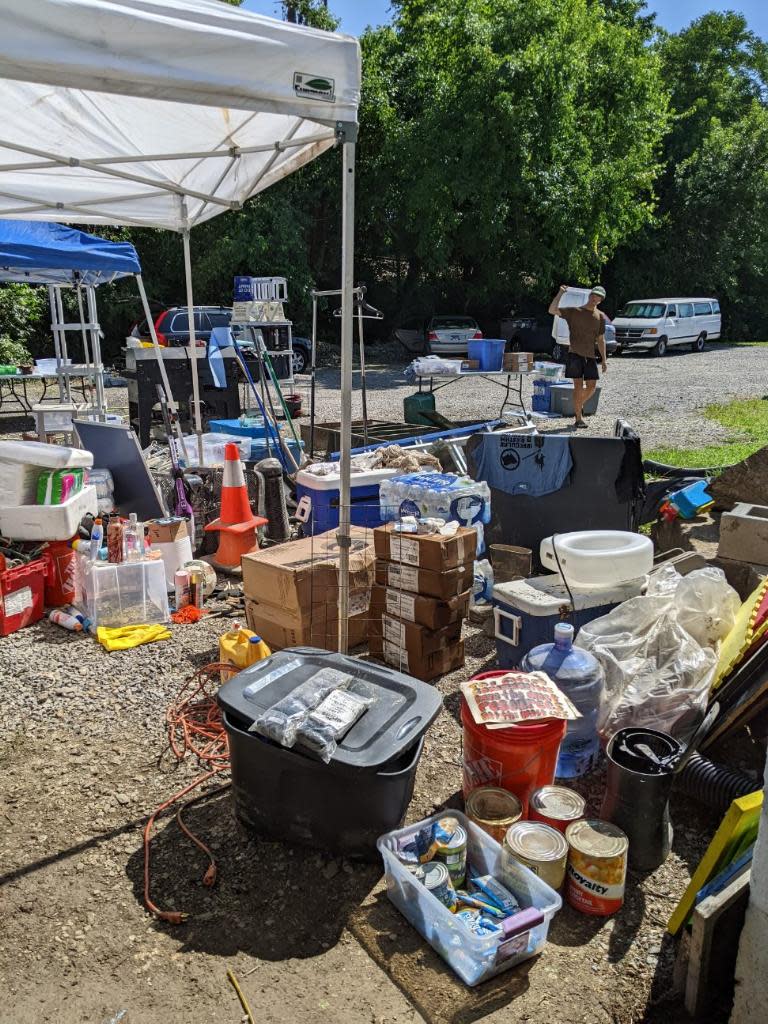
[
  {"xmin": 0, "ymin": 335, "xmax": 31, "ymax": 365},
  {"xmin": 0, "ymin": 283, "xmax": 48, "ymax": 360}
]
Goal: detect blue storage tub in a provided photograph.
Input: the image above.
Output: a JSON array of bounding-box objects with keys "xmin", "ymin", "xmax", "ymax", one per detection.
[
  {"xmin": 467, "ymin": 338, "xmax": 505, "ymax": 372},
  {"xmin": 209, "ymin": 417, "xmax": 280, "ymax": 442},
  {"xmin": 668, "ymin": 479, "xmax": 713, "ymax": 519},
  {"xmin": 492, "ymin": 574, "xmax": 647, "ymax": 667},
  {"xmin": 295, "ymin": 465, "xmax": 399, "ymax": 535}
]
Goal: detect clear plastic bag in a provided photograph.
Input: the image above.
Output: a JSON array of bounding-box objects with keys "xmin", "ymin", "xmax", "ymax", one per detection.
[
  {"xmin": 250, "ymin": 667, "xmax": 353, "ymax": 747},
  {"xmin": 296, "ymin": 684, "xmax": 375, "ymax": 762},
  {"xmin": 578, "ymin": 567, "xmax": 739, "ymax": 743}
]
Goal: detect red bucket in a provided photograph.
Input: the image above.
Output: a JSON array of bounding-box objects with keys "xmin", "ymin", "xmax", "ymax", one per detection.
[{"xmin": 461, "ymin": 670, "xmax": 567, "ymax": 816}]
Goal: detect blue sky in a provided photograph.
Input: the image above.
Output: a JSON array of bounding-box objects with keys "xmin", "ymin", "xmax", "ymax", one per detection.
[{"xmin": 242, "ymin": 1, "xmax": 768, "ymax": 39}]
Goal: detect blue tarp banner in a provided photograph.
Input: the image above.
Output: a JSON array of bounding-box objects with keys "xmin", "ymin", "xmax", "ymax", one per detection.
[{"xmin": 0, "ymin": 220, "xmax": 141, "ymax": 286}]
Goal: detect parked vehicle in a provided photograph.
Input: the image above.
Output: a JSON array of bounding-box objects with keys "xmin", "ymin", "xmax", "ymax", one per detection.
[
  {"xmin": 131, "ymin": 305, "xmax": 311, "ymax": 373},
  {"xmin": 612, "ymin": 297, "xmax": 721, "ymax": 356},
  {"xmin": 393, "ymin": 315, "xmax": 483, "ymax": 355},
  {"xmin": 550, "ymin": 287, "xmax": 618, "ymax": 361},
  {"xmin": 499, "ymin": 312, "xmax": 554, "ymax": 354}
]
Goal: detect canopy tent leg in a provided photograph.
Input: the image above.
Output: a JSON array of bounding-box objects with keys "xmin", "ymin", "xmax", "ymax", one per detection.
[
  {"xmin": 337, "ymin": 140, "xmax": 355, "ymax": 655},
  {"xmin": 181, "ymin": 217, "xmax": 204, "ymax": 466},
  {"xmin": 309, "ymin": 291, "xmax": 318, "ymax": 457},
  {"xmin": 48, "ymin": 284, "xmax": 67, "ymax": 405},
  {"xmin": 84, "ymin": 284, "xmax": 106, "ymax": 420},
  {"xmin": 135, "ymin": 274, "xmax": 187, "ymax": 456}
]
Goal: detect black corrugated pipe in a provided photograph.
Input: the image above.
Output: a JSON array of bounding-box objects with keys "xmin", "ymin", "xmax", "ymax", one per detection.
[{"xmin": 677, "ymin": 753, "xmax": 760, "ymax": 812}]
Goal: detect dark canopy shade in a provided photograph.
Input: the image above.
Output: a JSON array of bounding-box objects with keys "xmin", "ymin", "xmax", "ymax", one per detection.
[{"xmin": 0, "ymin": 220, "xmax": 141, "ymax": 286}]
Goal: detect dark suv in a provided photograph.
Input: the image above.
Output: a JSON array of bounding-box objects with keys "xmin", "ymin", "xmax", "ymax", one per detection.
[{"xmin": 131, "ymin": 305, "xmax": 311, "ymax": 374}]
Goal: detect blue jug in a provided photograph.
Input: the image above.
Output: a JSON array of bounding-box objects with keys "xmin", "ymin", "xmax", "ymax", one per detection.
[{"xmin": 521, "ymin": 622, "xmax": 604, "ymax": 778}]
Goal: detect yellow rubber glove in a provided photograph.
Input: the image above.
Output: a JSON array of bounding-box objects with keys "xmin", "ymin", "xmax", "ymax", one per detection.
[{"xmin": 97, "ymin": 623, "xmax": 172, "ymax": 651}]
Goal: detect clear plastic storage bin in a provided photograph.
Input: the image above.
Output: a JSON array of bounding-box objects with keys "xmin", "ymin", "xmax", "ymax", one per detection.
[
  {"xmin": 74, "ymin": 555, "xmax": 169, "ymax": 627},
  {"xmin": 377, "ymin": 810, "xmax": 561, "ymax": 986}
]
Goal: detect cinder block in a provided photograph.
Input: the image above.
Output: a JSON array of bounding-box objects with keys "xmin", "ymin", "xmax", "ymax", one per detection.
[{"xmin": 718, "ymin": 503, "xmax": 768, "ymax": 566}]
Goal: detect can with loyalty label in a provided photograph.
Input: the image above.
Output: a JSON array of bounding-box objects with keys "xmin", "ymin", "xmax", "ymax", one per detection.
[{"xmin": 565, "ymin": 819, "xmax": 628, "ymax": 916}]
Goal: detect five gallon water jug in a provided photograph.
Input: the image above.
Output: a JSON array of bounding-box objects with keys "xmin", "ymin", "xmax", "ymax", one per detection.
[{"xmin": 521, "ymin": 622, "xmax": 604, "ymax": 778}]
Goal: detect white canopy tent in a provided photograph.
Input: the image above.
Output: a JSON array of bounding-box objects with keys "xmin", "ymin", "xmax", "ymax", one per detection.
[{"xmin": 0, "ymin": 0, "xmax": 361, "ymax": 650}]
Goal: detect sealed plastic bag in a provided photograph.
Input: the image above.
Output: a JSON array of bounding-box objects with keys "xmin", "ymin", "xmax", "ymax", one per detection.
[
  {"xmin": 296, "ymin": 685, "xmax": 375, "ymax": 762},
  {"xmin": 579, "ymin": 567, "xmax": 738, "ymax": 743},
  {"xmin": 250, "ymin": 668, "xmax": 353, "ymax": 747}
]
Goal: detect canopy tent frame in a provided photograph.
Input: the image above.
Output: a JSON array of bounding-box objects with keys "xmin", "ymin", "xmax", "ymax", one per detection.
[{"xmin": 0, "ymin": 0, "xmax": 361, "ymax": 653}]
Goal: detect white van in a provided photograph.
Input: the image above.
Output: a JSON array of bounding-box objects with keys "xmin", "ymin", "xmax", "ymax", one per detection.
[{"xmin": 613, "ymin": 297, "xmax": 721, "ymax": 356}]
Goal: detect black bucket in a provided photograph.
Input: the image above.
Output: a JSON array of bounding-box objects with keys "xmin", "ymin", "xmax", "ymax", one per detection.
[{"xmin": 600, "ymin": 727, "xmax": 683, "ymax": 873}]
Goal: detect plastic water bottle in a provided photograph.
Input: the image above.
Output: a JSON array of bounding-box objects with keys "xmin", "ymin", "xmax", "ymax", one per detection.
[
  {"xmin": 89, "ymin": 517, "xmax": 104, "ymax": 562},
  {"xmin": 123, "ymin": 513, "xmax": 145, "ymax": 562},
  {"xmin": 471, "ymin": 559, "xmax": 494, "ymax": 606},
  {"xmin": 521, "ymin": 623, "xmax": 604, "ymax": 778}
]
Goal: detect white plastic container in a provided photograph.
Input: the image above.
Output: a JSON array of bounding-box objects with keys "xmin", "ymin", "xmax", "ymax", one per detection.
[
  {"xmin": 74, "ymin": 555, "xmax": 169, "ymax": 627},
  {"xmin": 0, "ymin": 484, "xmax": 98, "ymax": 541},
  {"xmin": 540, "ymin": 531, "xmax": 653, "ymax": 588},
  {"xmin": 0, "ymin": 440, "xmax": 92, "ymax": 506},
  {"xmin": 378, "ymin": 810, "xmax": 561, "ymax": 986},
  {"xmin": 182, "ymin": 432, "xmax": 250, "ymax": 466}
]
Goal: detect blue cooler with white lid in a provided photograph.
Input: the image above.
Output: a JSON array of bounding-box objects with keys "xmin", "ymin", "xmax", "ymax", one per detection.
[
  {"xmin": 295, "ymin": 464, "xmax": 399, "ymax": 535},
  {"xmin": 493, "ymin": 574, "xmax": 646, "ymax": 667}
]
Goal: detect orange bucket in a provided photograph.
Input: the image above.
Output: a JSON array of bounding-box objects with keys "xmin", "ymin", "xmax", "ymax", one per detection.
[{"xmin": 461, "ymin": 670, "xmax": 567, "ymax": 816}]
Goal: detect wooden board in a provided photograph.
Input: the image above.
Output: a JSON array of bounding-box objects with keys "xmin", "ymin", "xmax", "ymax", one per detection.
[{"xmin": 667, "ymin": 790, "xmax": 762, "ymax": 936}]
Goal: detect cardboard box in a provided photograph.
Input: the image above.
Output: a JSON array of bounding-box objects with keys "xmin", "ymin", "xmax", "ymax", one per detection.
[
  {"xmin": 504, "ymin": 351, "xmax": 534, "ymax": 372},
  {"xmin": 241, "ymin": 526, "xmax": 374, "ymax": 617},
  {"xmin": 147, "ymin": 517, "xmax": 189, "ymax": 545},
  {"xmin": 370, "ymin": 632, "xmax": 465, "ymax": 681},
  {"xmin": 370, "ymin": 613, "xmax": 462, "ymax": 657},
  {"xmin": 374, "ymin": 559, "xmax": 475, "ymax": 599},
  {"xmin": 373, "ymin": 524, "xmax": 477, "ymax": 572},
  {"xmin": 245, "ymin": 596, "xmax": 369, "ymax": 651},
  {"xmin": 461, "ymin": 359, "xmax": 480, "ymax": 371},
  {"xmin": 370, "ymin": 583, "xmax": 470, "ymax": 630}
]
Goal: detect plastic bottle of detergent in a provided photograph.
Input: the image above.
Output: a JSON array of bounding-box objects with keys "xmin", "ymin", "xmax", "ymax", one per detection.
[
  {"xmin": 219, "ymin": 623, "xmax": 271, "ymax": 673},
  {"xmin": 521, "ymin": 622, "xmax": 604, "ymax": 778}
]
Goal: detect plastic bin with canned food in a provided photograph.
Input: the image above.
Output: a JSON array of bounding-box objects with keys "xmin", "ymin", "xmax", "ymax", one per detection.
[
  {"xmin": 378, "ymin": 809, "xmax": 562, "ymax": 986},
  {"xmin": 217, "ymin": 648, "xmax": 443, "ymax": 858}
]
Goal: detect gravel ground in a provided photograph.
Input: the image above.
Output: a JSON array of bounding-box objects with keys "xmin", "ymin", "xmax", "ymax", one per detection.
[{"xmin": 0, "ymin": 344, "xmax": 762, "ymax": 1023}]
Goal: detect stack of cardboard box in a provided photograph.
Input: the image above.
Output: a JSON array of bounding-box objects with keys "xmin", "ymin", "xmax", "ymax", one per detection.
[
  {"xmin": 370, "ymin": 522, "xmax": 476, "ymax": 680},
  {"xmin": 241, "ymin": 526, "xmax": 374, "ymax": 650}
]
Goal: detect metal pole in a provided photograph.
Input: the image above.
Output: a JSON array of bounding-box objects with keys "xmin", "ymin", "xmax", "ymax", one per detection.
[
  {"xmin": 53, "ymin": 286, "xmax": 72, "ymax": 403},
  {"xmin": 135, "ymin": 274, "xmax": 187, "ymax": 456},
  {"xmin": 181, "ymin": 212, "xmax": 204, "ymax": 466},
  {"xmin": 357, "ymin": 300, "xmax": 369, "ymax": 445},
  {"xmin": 310, "ymin": 292, "xmax": 318, "ymax": 457},
  {"xmin": 338, "ymin": 141, "xmax": 355, "ymax": 655},
  {"xmin": 48, "ymin": 284, "xmax": 67, "ymax": 404},
  {"xmin": 85, "ymin": 285, "xmax": 106, "ymax": 420}
]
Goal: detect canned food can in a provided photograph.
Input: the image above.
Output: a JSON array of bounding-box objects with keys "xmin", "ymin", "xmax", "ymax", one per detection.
[
  {"xmin": 465, "ymin": 787, "xmax": 523, "ymax": 844},
  {"xmin": 529, "ymin": 785, "xmax": 586, "ymax": 834},
  {"xmin": 502, "ymin": 821, "xmax": 568, "ymax": 891},
  {"xmin": 433, "ymin": 822, "xmax": 467, "ymax": 888},
  {"xmin": 421, "ymin": 861, "xmax": 456, "ymax": 911},
  {"xmin": 174, "ymin": 569, "xmax": 191, "ymax": 609},
  {"xmin": 565, "ymin": 819, "xmax": 628, "ymax": 916}
]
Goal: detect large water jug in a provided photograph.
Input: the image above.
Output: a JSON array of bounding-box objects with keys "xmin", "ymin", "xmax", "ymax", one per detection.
[{"xmin": 521, "ymin": 622, "xmax": 604, "ymax": 778}]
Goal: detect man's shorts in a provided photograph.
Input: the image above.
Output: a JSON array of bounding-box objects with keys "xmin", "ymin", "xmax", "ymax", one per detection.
[{"xmin": 565, "ymin": 353, "xmax": 599, "ymax": 380}]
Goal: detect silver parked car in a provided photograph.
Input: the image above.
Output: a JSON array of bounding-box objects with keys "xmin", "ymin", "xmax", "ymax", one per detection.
[{"xmin": 393, "ymin": 315, "xmax": 483, "ymax": 356}]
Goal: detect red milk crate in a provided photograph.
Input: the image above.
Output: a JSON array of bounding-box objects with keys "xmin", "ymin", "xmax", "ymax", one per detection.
[{"xmin": 0, "ymin": 559, "xmax": 46, "ymax": 636}]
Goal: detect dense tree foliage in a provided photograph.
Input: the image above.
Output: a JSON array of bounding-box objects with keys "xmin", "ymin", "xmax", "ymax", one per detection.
[{"xmin": 2, "ymin": 2, "xmax": 768, "ymax": 356}]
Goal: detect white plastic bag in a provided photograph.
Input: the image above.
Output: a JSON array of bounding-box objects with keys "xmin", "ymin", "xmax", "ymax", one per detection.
[{"xmin": 578, "ymin": 567, "xmax": 739, "ymax": 743}]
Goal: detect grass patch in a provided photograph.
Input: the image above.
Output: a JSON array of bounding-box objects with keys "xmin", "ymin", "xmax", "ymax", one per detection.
[
  {"xmin": 725, "ymin": 340, "xmax": 768, "ymax": 347},
  {"xmin": 647, "ymin": 397, "xmax": 768, "ymax": 467}
]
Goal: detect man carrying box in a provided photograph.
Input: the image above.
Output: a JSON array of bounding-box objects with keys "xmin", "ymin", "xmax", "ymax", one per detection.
[{"xmin": 548, "ymin": 284, "xmax": 607, "ymax": 429}]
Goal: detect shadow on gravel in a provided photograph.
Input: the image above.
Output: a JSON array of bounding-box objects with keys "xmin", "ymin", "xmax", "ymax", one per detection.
[{"xmin": 125, "ymin": 789, "xmax": 380, "ymax": 960}]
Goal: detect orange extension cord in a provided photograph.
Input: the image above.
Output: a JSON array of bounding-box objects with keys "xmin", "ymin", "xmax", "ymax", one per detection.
[{"xmin": 143, "ymin": 662, "xmax": 236, "ymax": 924}]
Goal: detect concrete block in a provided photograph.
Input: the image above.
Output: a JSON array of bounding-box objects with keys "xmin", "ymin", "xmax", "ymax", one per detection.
[{"xmin": 718, "ymin": 503, "xmax": 768, "ymax": 565}]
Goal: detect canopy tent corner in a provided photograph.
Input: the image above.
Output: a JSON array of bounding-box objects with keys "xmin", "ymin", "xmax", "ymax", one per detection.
[{"xmin": 0, "ymin": 0, "xmax": 361, "ymax": 650}]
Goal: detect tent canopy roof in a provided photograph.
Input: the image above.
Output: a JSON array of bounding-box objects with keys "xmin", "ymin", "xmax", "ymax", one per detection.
[
  {"xmin": 0, "ymin": 0, "xmax": 361, "ymax": 231},
  {"xmin": 0, "ymin": 220, "xmax": 141, "ymax": 286}
]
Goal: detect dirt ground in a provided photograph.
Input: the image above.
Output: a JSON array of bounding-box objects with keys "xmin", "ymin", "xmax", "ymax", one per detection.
[{"xmin": 1, "ymin": 611, "xmax": 759, "ymax": 1024}]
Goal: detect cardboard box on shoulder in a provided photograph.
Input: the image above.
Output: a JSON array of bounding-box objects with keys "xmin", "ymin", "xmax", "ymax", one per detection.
[
  {"xmin": 374, "ymin": 559, "xmax": 474, "ymax": 600},
  {"xmin": 373, "ymin": 523, "xmax": 477, "ymax": 572},
  {"xmin": 370, "ymin": 583, "xmax": 470, "ymax": 630},
  {"xmin": 241, "ymin": 525, "xmax": 374, "ymax": 617}
]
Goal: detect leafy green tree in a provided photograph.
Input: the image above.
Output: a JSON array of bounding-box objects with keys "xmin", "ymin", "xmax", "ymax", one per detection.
[{"xmin": 0, "ymin": 284, "xmax": 48, "ymax": 363}]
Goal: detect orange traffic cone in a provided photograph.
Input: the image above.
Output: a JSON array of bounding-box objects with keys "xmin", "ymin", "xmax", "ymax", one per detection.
[{"xmin": 205, "ymin": 443, "xmax": 267, "ymax": 571}]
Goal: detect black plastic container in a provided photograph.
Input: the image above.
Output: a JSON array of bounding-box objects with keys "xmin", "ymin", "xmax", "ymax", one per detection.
[{"xmin": 223, "ymin": 710, "xmax": 424, "ymax": 859}]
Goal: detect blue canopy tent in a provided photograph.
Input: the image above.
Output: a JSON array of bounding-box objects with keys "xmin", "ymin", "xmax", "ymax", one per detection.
[{"xmin": 0, "ymin": 221, "xmax": 182, "ymax": 439}]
